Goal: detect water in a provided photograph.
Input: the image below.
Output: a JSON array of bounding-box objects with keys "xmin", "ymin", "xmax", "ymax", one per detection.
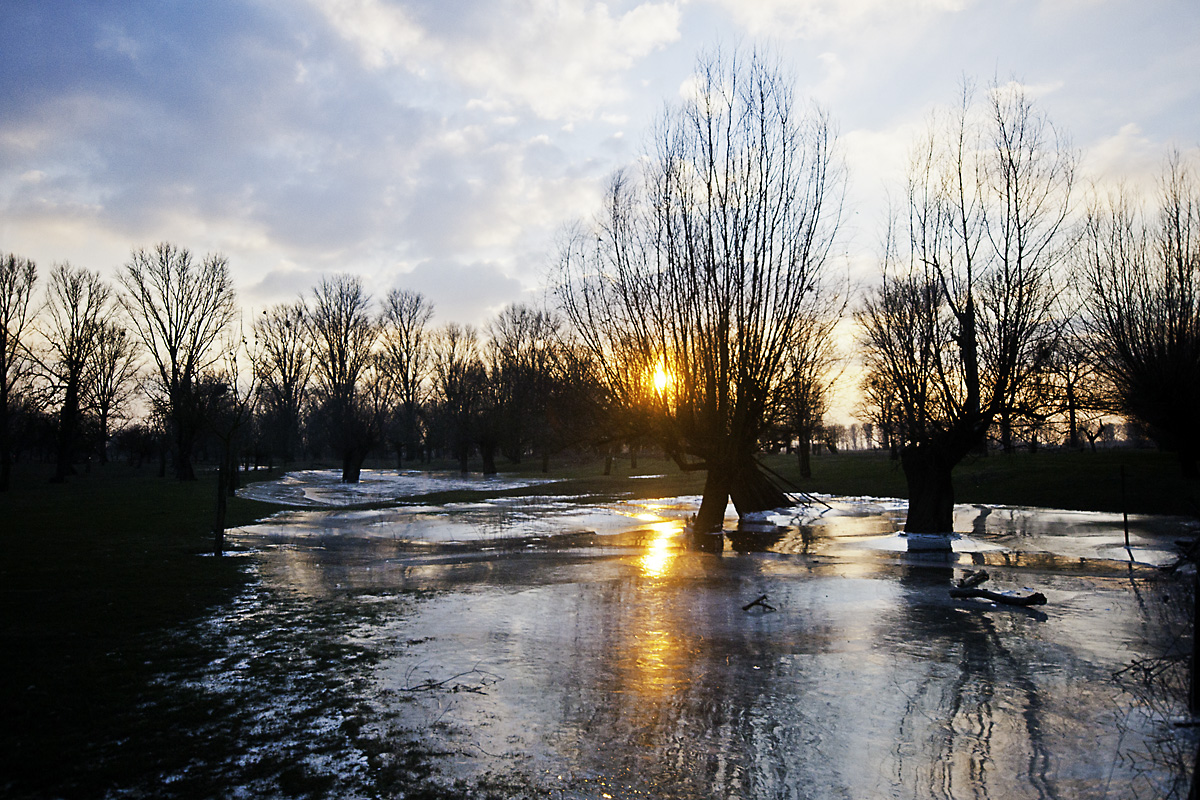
[{"xmin": 146, "ymin": 470, "xmax": 1200, "ymax": 798}]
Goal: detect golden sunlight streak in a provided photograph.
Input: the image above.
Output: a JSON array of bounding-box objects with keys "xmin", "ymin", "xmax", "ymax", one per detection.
[{"xmin": 640, "ymin": 520, "xmax": 682, "ymax": 578}]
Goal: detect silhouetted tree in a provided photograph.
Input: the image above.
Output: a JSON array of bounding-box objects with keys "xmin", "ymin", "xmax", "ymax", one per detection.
[
  {"xmin": 251, "ymin": 301, "xmax": 311, "ymax": 465},
  {"xmin": 86, "ymin": 320, "xmax": 140, "ymax": 463},
  {"xmin": 119, "ymin": 243, "xmax": 237, "ymax": 480},
  {"xmin": 379, "ymin": 288, "xmax": 433, "ymax": 466},
  {"xmin": 40, "ymin": 263, "xmax": 110, "ymax": 481},
  {"xmin": 305, "ymin": 275, "xmax": 382, "ymax": 482},
  {"xmin": 486, "ymin": 304, "xmax": 563, "ymax": 470},
  {"xmin": 429, "ymin": 323, "xmax": 484, "ymax": 474},
  {"xmin": 1082, "ymin": 152, "xmax": 1200, "ymax": 477},
  {"xmin": 559, "ymin": 47, "xmax": 844, "ymax": 532},
  {"xmin": 0, "ymin": 253, "xmax": 37, "ymax": 491},
  {"xmin": 859, "ymin": 82, "xmax": 1075, "ymax": 535}
]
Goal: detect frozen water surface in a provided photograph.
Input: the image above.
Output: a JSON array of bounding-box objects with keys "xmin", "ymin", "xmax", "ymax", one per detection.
[{"xmin": 188, "ymin": 471, "xmax": 1199, "ymax": 798}]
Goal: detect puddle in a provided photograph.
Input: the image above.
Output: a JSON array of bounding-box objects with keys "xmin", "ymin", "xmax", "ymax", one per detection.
[{"xmin": 144, "ymin": 472, "xmax": 1200, "ymax": 797}]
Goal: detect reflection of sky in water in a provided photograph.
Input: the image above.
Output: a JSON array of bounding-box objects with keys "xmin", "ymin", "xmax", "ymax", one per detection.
[{"xmin": 216, "ymin": 471, "xmax": 1200, "ymax": 798}]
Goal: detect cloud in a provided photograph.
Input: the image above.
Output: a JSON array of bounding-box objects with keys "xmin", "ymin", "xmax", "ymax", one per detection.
[
  {"xmin": 308, "ymin": 0, "xmax": 683, "ymax": 120},
  {"xmin": 699, "ymin": 0, "xmax": 967, "ymax": 40}
]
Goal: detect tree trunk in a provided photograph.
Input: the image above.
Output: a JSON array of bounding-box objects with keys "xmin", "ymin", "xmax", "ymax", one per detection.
[
  {"xmin": 173, "ymin": 417, "xmax": 197, "ymax": 481},
  {"xmin": 900, "ymin": 443, "xmax": 956, "ymax": 533},
  {"xmin": 52, "ymin": 381, "xmax": 81, "ymax": 483},
  {"xmin": 694, "ymin": 466, "xmax": 730, "ymax": 533},
  {"xmin": 341, "ymin": 447, "xmax": 367, "ymax": 483},
  {"xmin": 480, "ymin": 440, "xmax": 498, "ymax": 475},
  {"xmin": 797, "ymin": 438, "xmax": 812, "ymax": 479}
]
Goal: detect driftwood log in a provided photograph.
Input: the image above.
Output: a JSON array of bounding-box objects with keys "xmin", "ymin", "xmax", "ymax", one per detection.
[
  {"xmin": 949, "ymin": 587, "xmax": 1048, "ymax": 606},
  {"xmin": 950, "ymin": 569, "xmax": 1047, "ymax": 606}
]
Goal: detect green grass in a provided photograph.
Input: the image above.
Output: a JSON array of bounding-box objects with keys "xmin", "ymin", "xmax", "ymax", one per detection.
[{"xmin": 762, "ymin": 447, "xmax": 1200, "ymax": 518}]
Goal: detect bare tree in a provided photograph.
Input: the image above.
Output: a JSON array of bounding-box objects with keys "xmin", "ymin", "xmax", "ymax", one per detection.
[
  {"xmin": 86, "ymin": 320, "xmax": 141, "ymax": 463},
  {"xmin": 1081, "ymin": 151, "xmax": 1200, "ymax": 477},
  {"xmin": 305, "ymin": 275, "xmax": 382, "ymax": 482},
  {"xmin": 858, "ymin": 82, "xmax": 1075, "ymax": 535},
  {"xmin": 40, "ymin": 263, "xmax": 110, "ymax": 481},
  {"xmin": 485, "ymin": 303, "xmax": 563, "ymax": 470},
  {"xmin": 776, "ymin": 296, "xmax": 844, "ymax": 478},
  {"xmin": 379, "ymin": 288, "xmax": 433, "ymax": 465},
  {"xmin": 0, "ymin": 253, "xmax": 38, "ymax": 491},
  {"xmin": 429, "ymin": 323, "xmax": 484, "ymax": 474},
  {"xmin": 558, "ymin": 47, "xmax": 844, "ymax": 532},
  {"xmin": 119, "ymin": 243, "xmax": 237, "ymax": 480},
  {"xmin": 251, "ymin": 301, "xmax": 311, "ymax": 465}
]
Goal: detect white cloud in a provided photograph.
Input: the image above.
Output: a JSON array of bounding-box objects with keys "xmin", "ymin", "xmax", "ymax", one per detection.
[
  {"xmin": 308, "ymin": 0, "xmax": 683, "ymax": 120},
  {"xmin": 699, "ymin": 0, "xmax": 967, "ymax": 40}
]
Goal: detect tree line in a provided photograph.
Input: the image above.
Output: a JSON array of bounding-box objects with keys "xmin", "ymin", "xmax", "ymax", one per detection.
[{"xmin": 1, "ymin": 48, "xmax": 1197, "ymax": 538}]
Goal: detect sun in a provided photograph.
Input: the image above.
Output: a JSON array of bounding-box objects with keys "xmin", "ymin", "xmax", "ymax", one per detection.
[{"xmin": 652, "ymin": 362, "xmax": 671, "ymax": 396}]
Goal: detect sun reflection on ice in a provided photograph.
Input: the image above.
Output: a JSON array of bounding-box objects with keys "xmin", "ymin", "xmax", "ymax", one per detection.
[{"xmin": 639, "ymin": 519, "xmax": 683, "ymax": 578}]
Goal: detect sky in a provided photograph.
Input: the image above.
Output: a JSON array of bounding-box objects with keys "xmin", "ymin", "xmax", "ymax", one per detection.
[{"xmin": 2, "ymin": 0, "xmax": 1198, "ymax": 329}]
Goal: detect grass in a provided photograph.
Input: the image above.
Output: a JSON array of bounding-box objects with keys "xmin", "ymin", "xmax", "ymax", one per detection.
[{"xmin": 0, "ymin": 461, "xmax": 286, "ymax": 799}]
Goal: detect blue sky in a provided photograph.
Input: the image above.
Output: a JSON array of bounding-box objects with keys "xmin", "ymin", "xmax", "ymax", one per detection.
[{"xmin": 2, "ymin": 0, "xmax": 1198, "ymax": 325}]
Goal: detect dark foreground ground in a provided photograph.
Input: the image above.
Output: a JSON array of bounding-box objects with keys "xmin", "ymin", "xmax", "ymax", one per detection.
[{"xmin": 1, "ymin": 448, "xmax": 1197, "ymax": 798}]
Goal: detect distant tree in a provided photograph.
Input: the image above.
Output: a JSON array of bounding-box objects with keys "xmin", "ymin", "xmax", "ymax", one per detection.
[
  {"xmin": 429, "ymin": 323, "xmax": 484, "ymax": 474},
  {"xmin": 379, "ymin": 289, "xmax": 433, "ymax": 466},
  {"xmin": 0, "ymin": 253, "xmax": 38, "ymax": 491},
  {"xmin": 558, "ymin": 47, "xmax": 844, "ymax": 532},
  {"xmin": 776, "ymin": 297, "xmax": 843, "ymax": 478},
  {"xmin": 119, "ymin": 243, "xmax": 237, "ymax": 481},
  {"xmin": 858, "ymin": 82, "xmax": 1075, "ymax": 535},
  {"xmin": 485, "ymin": 304, "xmax": 563, "ymax": 470},
  {"xmin": 40, "ymin": 263, "xmax": 110, "ymax": 481},
  {"xmin": 1081, "ymin": 152, "xmax": 1200, "ymax": 477},
  {"xmin": 251, "ymin": 301, "xmax": 311, "ymax": 465},
  {"xmin": 305, "ymin": 275, "xmax": 383, "ymax": 482},
  {"xmin": 86, "ymin": 320, "xmax": 140, "ymax": 463}
]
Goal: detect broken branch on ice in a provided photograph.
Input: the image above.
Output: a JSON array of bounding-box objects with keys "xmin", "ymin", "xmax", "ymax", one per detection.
[
  {"xmin": 950, "ymin": 569, "xmax": 1047, "ymax": 606},
  {"xmin": 743, "ymin": 594, "xmax": 776, "ymax": 612}
]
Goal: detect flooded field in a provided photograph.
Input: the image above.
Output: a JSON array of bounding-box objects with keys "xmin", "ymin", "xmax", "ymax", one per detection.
[{"xmin": 144, "ymin": 470, "xmax": 1199, "ymax": 798}]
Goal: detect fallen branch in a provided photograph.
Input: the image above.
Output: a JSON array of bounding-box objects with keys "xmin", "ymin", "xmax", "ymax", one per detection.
[
  {"xmin": 743, "ymin": 594, "xmax": 776, "ymax": 612},
  {"xmin": 954, "ymin": 569, "xmax": 990, "ymax": 589},
  {"xmin": 949, "ymin": 587, "xmax": 1048, "ymax": 606}
]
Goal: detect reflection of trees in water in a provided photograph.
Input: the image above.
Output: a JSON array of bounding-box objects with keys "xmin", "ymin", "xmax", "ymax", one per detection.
[
  {"xmin": 886, "ymin": 562, "xmax": 1063, "ymax": 800},
  {"xmin": 1112, "ymin": 569, "xmax": 1196, "ymax": 799}
]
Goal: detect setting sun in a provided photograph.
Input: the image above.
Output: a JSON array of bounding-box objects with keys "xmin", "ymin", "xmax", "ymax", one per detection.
[{"xmin": 651, "ymin": 362, "xmax": 671, "ymax": 396}]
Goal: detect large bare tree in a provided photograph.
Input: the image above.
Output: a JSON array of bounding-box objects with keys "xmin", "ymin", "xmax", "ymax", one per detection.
[
  {"xmin": 0, "ymin": 253, "xmax": 37, "ymax": 491},
  {"xmin": 40, "ymin": 263, "xmax": 110, "ymax": 481},
  {"xmin": 559, "ymin": 47, "xmax": 844, "ymax": 532},
  {"xmin": 305, "ymin": 275, "xmax": 383, "ymax": 482},
  {"xmin": 119, "ymin": 242, "xmax": 238, "ymax": 480},
  {"xmin": 1081, "ymin": 152, "xmax": 1200, "ymax": 477},
  {"xmin": 859, "ymin": 83, "xmax": 1075, "ymax": 536}
]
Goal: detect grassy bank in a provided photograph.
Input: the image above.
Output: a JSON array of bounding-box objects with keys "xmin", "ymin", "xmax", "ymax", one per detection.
[{"xmin": 1, "ymin": 462, "xmax": 285, "ymax": 798}]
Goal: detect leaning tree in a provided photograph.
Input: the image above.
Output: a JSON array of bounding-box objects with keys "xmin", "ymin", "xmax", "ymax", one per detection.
[
  {"xmin": 558, "ymin": 47, "xmax": 844, "ymax": 533},
  {"xmin": 858, "ymin": 83, "xmax": 1075, "ymax": 535}
]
